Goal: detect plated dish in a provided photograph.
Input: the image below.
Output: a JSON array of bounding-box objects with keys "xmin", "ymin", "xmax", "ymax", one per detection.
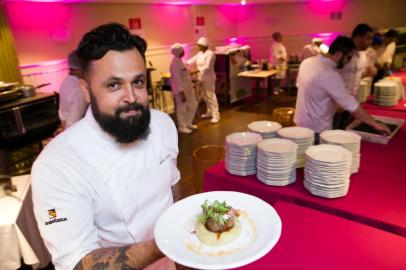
[{"xmin": 154, "ymin": 191, "xmax": 282, "ymax": 269}]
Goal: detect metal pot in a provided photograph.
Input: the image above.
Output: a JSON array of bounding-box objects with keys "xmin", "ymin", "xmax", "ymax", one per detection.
[{"xmin": 17, "ymin": 83, "xmax": 51, "ymax": 98}]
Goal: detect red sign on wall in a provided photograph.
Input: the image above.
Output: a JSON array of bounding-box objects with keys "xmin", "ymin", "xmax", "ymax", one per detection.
[
  {"xmin": 129, "ymin": 18, "xmax": 142, "ymax": 30},
  {"xmin": 196, "ymin": 17, "xmax": 205, "ymax": 26}
]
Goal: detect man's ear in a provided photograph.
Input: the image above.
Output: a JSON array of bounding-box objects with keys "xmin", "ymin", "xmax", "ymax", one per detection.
[
  {"xmin": 79, "ymin": 79, "xmax": 91, "ymax": 103},
  {"xmin": 332, "ymin": 51, "xmax": 344, "ymax": 62}
]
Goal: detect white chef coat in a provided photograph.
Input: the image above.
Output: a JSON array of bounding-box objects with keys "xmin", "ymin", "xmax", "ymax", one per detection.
[
  {"xmin": 340, "ymin": 51, "xmax": 370, "ymax": 96},
  {"xmin": 31, "ymin": 108, "xmax": 180, "ymax": 270},
  {"xmin": 58, "ymin": 75, "xmax": 88, "ymax": 128},
  {"xmin": 378, "ymin": 41, "xmax": 396, "ymax": 66},
  {"xmin": 300, "ymin": 44, "xmax": 321, "ymax": 61},
  {"xmin": 294, "ymin": 55, "xmax": 359, "ymax": 133},
  {"xmin": 170, "ymin": 57, "xmax": 193, "ymax": 95},
  {"xmin": 269, "ymin": 41, "xmax": 287, "ymax": 79},
  {"xmin": 186, "ymin": 49, "xmax": 216, "ymax": 85}
]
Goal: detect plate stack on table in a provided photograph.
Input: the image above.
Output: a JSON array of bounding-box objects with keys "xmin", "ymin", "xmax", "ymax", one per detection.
[
  {"xmin": 304, "ymin": 144, "xmax": 352, "ymax": 199},
  {"xmin": 381, "ymin": 76, "xmax": 405, "ymax": 100},
  {"xmin": 320, "ymin": 130, "xmax": 361, "ymax": 174},
  {"xmin": 225, "ymin": 132, "xmax": 263, "ymax": 176},
  {"xmin": 357, "ymin": 80, "xmax": 369, "ymax": 103},
  {"xmin": 277, "ymin": 127, "xmax": 314, "ymax": 168},
  {"xmin": 256, "ymin": 138, "xmax": 298, "ymax": 186},
  {"xmin": 247, "ymin": 121, "xmax": 282, "ymax": 139},
  {"xmin": 373, "ymin": 81, "xmax": 399, "ymax": 106}
]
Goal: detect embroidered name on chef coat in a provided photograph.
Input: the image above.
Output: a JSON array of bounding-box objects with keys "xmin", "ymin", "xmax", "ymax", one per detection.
[
  {"xmin": 159, "ymin": 154, "xmax": 171, "ymax": 165},
  {"xmin": 45, "ymin": 209, "xmax": 68, "ymax": 225}
]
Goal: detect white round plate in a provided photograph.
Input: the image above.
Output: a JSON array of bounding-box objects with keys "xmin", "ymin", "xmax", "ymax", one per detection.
[
  {"xmin": 320, "ymin": 130, "xmax": 361, "ymax": 145},
  {"xmin": 154, "ymin": 191, "xmax": 282, "ymax": 270},
  {"xmin": 248, "ymin": 121, "xmax": 282, "ymax": 133},
  {"xmin": 257, "ymin": 138, "xmax": 298, "ymax": 153},
  {"xmin": 277, "ymin": 127, "xmax": 314, "ymax": 139},
  {"xmin": 305, "ymin": 145, "xmax": 352, "ymax": 163},
  {"xmin": 226, "ymin": 132, "xmax": 263, "ymax": 146}
]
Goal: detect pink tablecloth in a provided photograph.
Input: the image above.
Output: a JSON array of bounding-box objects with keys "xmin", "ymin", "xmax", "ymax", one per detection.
[
  {"xmin": 363, "ymin": 98, "xmax": 406, "ymax": 112},
  {"xmin": 236, "ymin": 202, "xmax": 406, "ymax": 269},
  {"xmin": 204, "ymin": 109, "xmax": 406, "ymax": 236}
]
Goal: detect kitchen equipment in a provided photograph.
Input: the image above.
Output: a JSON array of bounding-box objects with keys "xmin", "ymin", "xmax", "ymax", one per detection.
[
  {"xmin": 0, "ymin": 175, "xmax": 17, "ymax": 198},
  {"xmin": 346, "ymin": 115, "xmax": 404, "ymax": 144},
  {"xmin": 0, "ymin": 89, "xmax": 20, "ymax": 103},
  {"xmin": 16, "ymin": 83, "xmax": 51, "ymax": 98},
  {"xmin": 0, "ymin": 82, "xmax": 19, "ymax": 92}
]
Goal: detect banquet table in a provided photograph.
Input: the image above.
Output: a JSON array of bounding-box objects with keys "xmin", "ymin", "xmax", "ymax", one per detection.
[
  {"xmin": 204, "ymin": 109, "xmax": 406, "ymax": 237},
  {"xmin": 236, "ymin": 201, "xmax": 406, "ymax": 269},
  {"xmin": 0, "ymin": 175, "xmax": 51, "ymax": 269},
  {"xmin": 238, "ymin": 70, "xmax": 280, "ymax": 101},
  {"xmin": 363, "ymin": 98, "xmax": 406, "ymax": 113}
]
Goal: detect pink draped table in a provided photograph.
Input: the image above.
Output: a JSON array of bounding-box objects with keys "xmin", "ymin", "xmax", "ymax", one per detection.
[
  {"xmin": 204, "ymin": 109, "xmax": 406, "ymax": 237},
  {"xmin": 233, "ymin": 201, "xmax": 406, "ymax": 269}
]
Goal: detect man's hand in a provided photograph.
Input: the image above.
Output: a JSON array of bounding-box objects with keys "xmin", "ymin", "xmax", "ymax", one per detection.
[{"xmin": 373, "ymin": 122, "xmax": 391, "ymax": 136}]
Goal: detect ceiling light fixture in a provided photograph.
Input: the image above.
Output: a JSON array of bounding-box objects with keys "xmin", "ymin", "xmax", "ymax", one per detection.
[{"xmin": 241, "ymin": 0, "xmax": 246, "ymax": 6}]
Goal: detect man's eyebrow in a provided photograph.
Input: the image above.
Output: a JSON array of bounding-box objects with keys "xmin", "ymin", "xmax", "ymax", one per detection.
[{"xmin": 133, "ymin": 74, "xmax": 147, "ymax": 80}]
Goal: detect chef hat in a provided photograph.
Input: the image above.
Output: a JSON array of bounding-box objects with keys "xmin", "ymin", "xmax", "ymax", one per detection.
[
  {"xmin": 171, "ymin": 43, "xmax": 184, "ymax": 57},
  {"xmin": 68, "ymin": 50, "xmax": 80, "ymax": 70},
  {"xmin": 197, "ymin": 37, "xmax": 209, "ymax": 47},
  {"xmin": 312, "ymin": 38, "xmax": 323, "ymax": 44}
]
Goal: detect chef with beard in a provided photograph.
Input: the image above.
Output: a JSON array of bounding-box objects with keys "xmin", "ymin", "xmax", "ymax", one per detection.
[
  {"xmin": 294, "ymin": 36, "xmax": 389, "ymax": 143},
  {"xmin": 31, "ymin": 23, "xmax": 179, "ymax": 270}
]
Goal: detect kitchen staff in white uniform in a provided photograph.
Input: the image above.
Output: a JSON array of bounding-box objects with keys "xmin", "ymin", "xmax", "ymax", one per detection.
[
  {"xmin": 58, "ymin": 50, "xmax": 88, "ymax": 129},
  {"xmin": 31, "ymin": 23, "xmax": 179, "ymax": 270},
  {"xmin": 170, "ymin": 43, "xmax": 198, "ymax": 134},
  {"xmin": 294, "ymin": 36, "xmax": 390, "ymax": 137},
  {"xmin": 269, "ymin": 32, "xmax": 287, "ymax": 95},
  {"xmin": 187, "ymin": 37, "xmax": 220, "ymax": 124},
  {"xmin": 300, "ymin": 38, "xmax": 323, "ymax": 61}
]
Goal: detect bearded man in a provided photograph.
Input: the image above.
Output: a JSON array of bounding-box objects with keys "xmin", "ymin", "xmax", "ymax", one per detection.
[{"xmin": 31, "ymin": 23, "xmax": 180, "ymax": 270}]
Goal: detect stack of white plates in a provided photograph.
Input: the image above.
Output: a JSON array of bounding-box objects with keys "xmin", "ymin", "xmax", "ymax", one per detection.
[
  {"xmin": 320, "ymin": 130, "xmax": 361, "ymax": 174},
  {"xmin": 247, "ymin": 121, "xmax": 282, "ymax": 139},
  {"xmin": 225, "ymin": 132, "xmax": 263, "ymax": 176},
  {"xmin": 361, "ymin": 77, "xmax": 373, "ymax": 96},
  {"xmin": 357, "ymin": 80, "xmax": 369, "ymax": 103},
  {"xmin": 381, "ymin": 76, "xmax": 405, "ymax": 100},
  {"xmin": 373, "ymin": 81, "xmax": 398, "ymax": 106},
  {"xmin": 256, "ymin": 138, "xmax": 297, "ymax": 186},
  {"xmin": 304, "ymin": 144, "xmax": 352, "ymax": 199},
  {"xmin": 277, "ymin": 127, "xmax": 314, "ymax": 168}
]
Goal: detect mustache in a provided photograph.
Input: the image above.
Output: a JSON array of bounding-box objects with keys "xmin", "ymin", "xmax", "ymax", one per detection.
[{"xmin": 116, "ymin": 102, "xmax": 147, "ymax": 114}]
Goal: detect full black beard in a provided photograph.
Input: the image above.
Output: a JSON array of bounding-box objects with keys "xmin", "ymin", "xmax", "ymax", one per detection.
[{"xmin": 90, "ymin": 92, "xmax": 151, "ymax": 144}]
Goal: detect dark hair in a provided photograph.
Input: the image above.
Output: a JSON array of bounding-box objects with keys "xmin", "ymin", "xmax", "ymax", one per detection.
[
  {"xmin": 351, "ymin": 23, "xmax": 373, "ymax": 38},
  {"xmin": 328, "ymin": 36, "xmax": 356, "ymax": 55},
  {"xmin": 77, "ymin": 23, "xmax": 147, "ymax": 75},
  {"xmin": 372, "ymin": 33, "xmax": 383, "ymax": 45},
  {"xmin": 385, "ymin": 29, "xmax": 398, "ymax": 38},
  {"xmin": 272, "ymin": 32, "xmax": 282, "ymax": 40}
]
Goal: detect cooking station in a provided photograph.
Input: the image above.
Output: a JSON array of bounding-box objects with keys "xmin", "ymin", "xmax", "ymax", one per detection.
[{"xmin": 0, "ymin": 82, "xmax": 59, "ymax": 176}]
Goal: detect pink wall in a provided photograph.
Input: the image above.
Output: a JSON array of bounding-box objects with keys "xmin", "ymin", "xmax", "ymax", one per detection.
[{"xmin": 4, "ymin": 0, "xmax": 406, "ymax": 66}]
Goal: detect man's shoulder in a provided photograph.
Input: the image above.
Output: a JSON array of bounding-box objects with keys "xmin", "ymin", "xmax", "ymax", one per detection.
[{"xmin": 150, "ymin": 109, "xmax": 175, "ymax": 129}]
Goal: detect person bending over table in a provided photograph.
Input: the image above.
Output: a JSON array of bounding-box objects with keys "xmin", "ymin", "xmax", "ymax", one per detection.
[
  {"xmin": 31, "ymin": 23, "xmax": 180, "ymax": 270},
  {"xmin": 294, "ymin": 36, "xmax": 390, "ymax": 143}
]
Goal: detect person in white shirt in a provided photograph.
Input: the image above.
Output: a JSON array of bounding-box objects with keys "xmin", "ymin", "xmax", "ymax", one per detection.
[
  {"xmin": 294, "ymin": 36, "xmax": 390, "ymax": 140},
  {"xmin": 187, "ymin": 37, "xmax": 220, "ymax": 124},
  {"xmin": 336, "ymin": 24, "xmax": 374, "ymax": 129},
  {"xmin": 31, "ymin": 23, "xmax": 180, "ymax": 270},
  {"xmin": 58, "ymin": 50, "xmax": 88, "ymax": 129},
  {"xmin": 169, "ymin": 43, "xmax": 198, "ymax": 134},
  {"xmin": 300, "ymin": 38, "xmax": 323, "ymax": 61},
  {"xmin": 378, "ymin": 29, "xmax": 398, "ymax": 69},
  {"xmin": 269, "ymin": 32, "xmax": 287, "ymax": 95}
]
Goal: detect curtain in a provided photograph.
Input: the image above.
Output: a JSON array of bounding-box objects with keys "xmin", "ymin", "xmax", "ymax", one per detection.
[{"xmin": 0, "ymin": 4, "xmax": 22, "ymax": 83}]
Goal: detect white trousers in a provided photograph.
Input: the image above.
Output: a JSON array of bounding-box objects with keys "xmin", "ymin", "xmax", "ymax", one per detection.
[
  {"xmin": 174, "ymin": 90, "xmax": 198, "ymax": 129},
  {"xmin": 201, "ymin": 80, "xmax": 220, "ymax": 119}
]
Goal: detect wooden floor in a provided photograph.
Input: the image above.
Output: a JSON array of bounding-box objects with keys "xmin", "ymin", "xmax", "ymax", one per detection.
[{"xmin": 174, "ymin": 91, "xmax": 297, "ymax": 202}]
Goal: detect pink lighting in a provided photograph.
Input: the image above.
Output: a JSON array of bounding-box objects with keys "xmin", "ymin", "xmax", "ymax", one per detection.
[{"xmin": 308, "ymin": 0, "xmax": 345, "ymax": 14}]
